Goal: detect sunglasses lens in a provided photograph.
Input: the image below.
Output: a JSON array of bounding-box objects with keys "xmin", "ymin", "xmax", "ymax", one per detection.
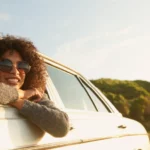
[
  {"xmin": 0, "ymin": 59, "xmax": 12, "ymax": 72},
  {"xmin": 0, "ymin": 59, "xmax": 31, "ymax": 74},
  {"xmin": 18, "ymin": 62, "xmax": 31, "ymax": 73}
]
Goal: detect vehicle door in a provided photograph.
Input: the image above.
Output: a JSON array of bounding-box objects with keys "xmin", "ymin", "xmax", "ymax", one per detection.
[{"xmin": 45, "ymin": 63, "xmax": 126, "ymax": 150}]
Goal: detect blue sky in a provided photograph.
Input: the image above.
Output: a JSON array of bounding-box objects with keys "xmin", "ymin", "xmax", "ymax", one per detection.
[{"xmin": 1, "ymin": 0, "xmax": 150, "ymax": 81}]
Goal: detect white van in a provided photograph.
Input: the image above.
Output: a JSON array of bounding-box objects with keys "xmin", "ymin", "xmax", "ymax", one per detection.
[{"xmin": 0, "ymin": 53, "xmax": 149, "ymax": 150}]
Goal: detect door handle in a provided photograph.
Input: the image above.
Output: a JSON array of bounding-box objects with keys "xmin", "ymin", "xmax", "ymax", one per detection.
[
  {"xmin": 70, "ymin": 126, "xmax": 74, "ymax": 130},
  {"xmin": 69, "ymin": 123, "xmax": 75, "ymax": 130},
  {"xmin": 117, "ymin": 125, "xmax": 126, "ymax": 129}
]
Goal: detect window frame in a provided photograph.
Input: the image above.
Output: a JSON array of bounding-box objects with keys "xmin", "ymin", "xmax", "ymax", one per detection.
[
  {"xmin": 77, "ymin": 77, "xmax": 111, "ymax": 112},
  {"xmin": 46, "ymin": 64, "xmax": 98, "ymax": 111},
  {"xmin": 43, "ymin": 57, "xmax": 120, "ymax": 114}
]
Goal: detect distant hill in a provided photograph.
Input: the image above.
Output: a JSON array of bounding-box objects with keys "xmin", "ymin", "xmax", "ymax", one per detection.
[
  {"xmin": 90, "ymin": 78, "xmax": 150, "ymax": 132},
  {"xmin": 134, "ymin": 80, "xmax": 150, "ymax": 93}
]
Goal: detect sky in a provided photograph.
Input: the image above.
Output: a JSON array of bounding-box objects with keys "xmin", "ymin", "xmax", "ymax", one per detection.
[{"xmin": 0, "ymin": 0, "xmax": 150, "ymax": 81}]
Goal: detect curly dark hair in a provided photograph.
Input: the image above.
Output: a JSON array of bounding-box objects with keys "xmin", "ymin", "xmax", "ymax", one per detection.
[{"xmin": 0, "ymin": 34, "xmax": 47, "ymax": 92}]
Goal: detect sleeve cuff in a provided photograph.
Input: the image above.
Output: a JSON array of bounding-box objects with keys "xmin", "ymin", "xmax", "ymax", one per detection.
[{"xmin": 0, "ymin": 83, "xmax": 19, "ymax": 104}]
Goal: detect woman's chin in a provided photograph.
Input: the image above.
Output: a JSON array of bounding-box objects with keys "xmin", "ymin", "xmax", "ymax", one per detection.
[{"xmin": 7, "ymin": 83, "xmax": 20, "ymax": 89}]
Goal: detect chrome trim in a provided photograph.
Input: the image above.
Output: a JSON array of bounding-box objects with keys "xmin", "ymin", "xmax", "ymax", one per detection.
[{"xmin": 14, "ymin": 133, "xmax": 148, "ymax": 150}]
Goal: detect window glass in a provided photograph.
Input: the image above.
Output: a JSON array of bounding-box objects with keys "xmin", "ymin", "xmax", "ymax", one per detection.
[
  {"xmin": 46, "ymin": 65, "xmax": 97, "ymax": 111},
  {"xmin": 80, "ymin": 79, "xmax": 109, "ymax": 112}
]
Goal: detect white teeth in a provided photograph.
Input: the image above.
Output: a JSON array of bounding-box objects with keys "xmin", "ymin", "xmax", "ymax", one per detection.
[{"xmin": 7, "ymin": 79, "xmax": 18, "ymax": 84}]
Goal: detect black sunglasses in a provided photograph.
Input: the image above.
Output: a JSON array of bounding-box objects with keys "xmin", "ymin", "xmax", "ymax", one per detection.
[{"xmin": 0, "ymin": 59, "xmax": 31, "ymax": 74}]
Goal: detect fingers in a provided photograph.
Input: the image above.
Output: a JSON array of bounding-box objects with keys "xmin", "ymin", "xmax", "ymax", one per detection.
[
  {"xmin": 17, "ymin": 88, "xmax": 44, "ymax": 101},
  {"xmin": 33, "ymin": 88, "xmax": 43, "ymax": 99},
  {"xmin": 33, "ymin": 98, "xmax": 42, "ymax": 103},
  {"xmin": 28, "ymin": 88, "xmax": 44, "ymax": 102}
]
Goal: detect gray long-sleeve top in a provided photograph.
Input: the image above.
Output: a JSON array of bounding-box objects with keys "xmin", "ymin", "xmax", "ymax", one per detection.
[{"xmin": 0, "ymin": 83, "xmax": 70, "ymax": 137}]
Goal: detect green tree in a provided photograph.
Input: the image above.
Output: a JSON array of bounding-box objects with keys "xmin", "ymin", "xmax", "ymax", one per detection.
[
  {"xmin": 90, "ymin": 78, "xmax": 150, "ymax": 131},
  {"xmin": 130, "ymin": 96, "xmax": 147, "ymax": 121},
  {"xmin": 105, "ymin": 92, "xmax": 129, "ymax": 117}
]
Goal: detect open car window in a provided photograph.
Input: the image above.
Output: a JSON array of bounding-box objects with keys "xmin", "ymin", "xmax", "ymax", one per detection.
[{"xmin": 46, "ymin": 64, "xmax": 109, "ymax": 112}]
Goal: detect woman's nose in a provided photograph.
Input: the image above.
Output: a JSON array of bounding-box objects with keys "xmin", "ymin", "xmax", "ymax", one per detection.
[{"xmin": 10, "ymin": 65, "xmax": 20, "ymax": 75}]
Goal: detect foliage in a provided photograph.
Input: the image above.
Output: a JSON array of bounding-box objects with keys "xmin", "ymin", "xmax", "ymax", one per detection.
[
  {"xmin": 90, "ymin": 78, "xmax": 150, "ymax": 132},
  {"xmin": 105, "ymin": 92, "xmax": 129, "ymax": 117}
]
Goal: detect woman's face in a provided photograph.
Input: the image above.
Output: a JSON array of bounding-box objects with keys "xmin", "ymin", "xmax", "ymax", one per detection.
[{"xmin": 0, "ymin": 50, "xmax": 26, "ymax": 89}]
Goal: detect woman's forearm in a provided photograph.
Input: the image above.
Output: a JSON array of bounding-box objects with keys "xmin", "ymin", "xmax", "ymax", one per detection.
[
  {"xmin": 19, "ymin": 99, "xmax": 70, "ymax": 137},
  {"xmin": 0, "ymin": 83, "xmax": 70, "ymax": 137}
]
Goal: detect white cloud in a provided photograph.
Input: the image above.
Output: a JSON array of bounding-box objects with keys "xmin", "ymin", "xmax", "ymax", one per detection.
[
  {"xmin": 105, "ymin": 26, "xmax": 133, "ymax": 38},
  {"xmin": 0, "ymin": 13, "xmax": 10, "ymax": 21},
  {"xmin": 52, "ymin": 35, "xmax": 114, "ymax": 78},
  {"xmin": 116, "ymin": 26, "xmax": 132, "ymax": 36},
  {"xmin": 52, "ymin": 34, "xmax": 150, "ymax": 81}
]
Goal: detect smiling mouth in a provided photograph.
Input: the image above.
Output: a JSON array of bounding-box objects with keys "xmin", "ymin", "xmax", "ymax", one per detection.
[{"xmin": 7, "ymin": 78, "xmax": 19, "ymax": 85}]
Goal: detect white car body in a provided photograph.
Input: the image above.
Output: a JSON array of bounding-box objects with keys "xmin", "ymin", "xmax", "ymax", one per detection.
[{"xmin": 0, "ymin": 53, "xmax": 149, "ymax": 150}]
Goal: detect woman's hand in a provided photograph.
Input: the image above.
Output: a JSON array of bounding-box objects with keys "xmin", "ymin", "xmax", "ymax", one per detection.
[
  {"xmin": 18, "ymin": 88, "xmax": 43, "ymax": 101},
  {"xmin": 10, "ymin": 88, "xmax": 44, "ymax": 110}
]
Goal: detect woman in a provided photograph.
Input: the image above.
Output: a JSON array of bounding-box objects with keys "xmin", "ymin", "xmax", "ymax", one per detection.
[{"xmin": 0, "ymin": 35, "xmax": 69, "ymax": 137}]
